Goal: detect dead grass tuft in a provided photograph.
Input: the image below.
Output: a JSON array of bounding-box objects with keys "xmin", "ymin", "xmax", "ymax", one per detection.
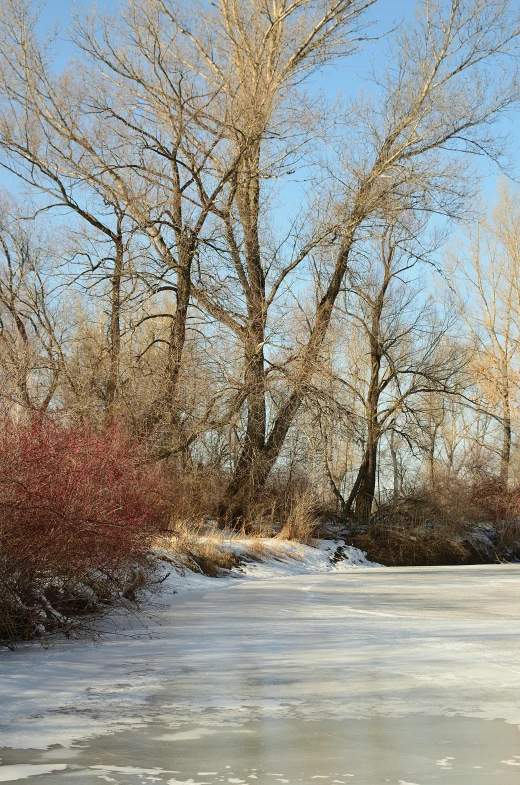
[
  {"xmin": 155, "ymin": 523, "xmax": 243, "ymax": 577},
  {"xmin": 277, "ymin": 490, "xmax": 321, "ymax": 543},
  {"xmin": 154, "ymin": 519, "xmax": 310, "ymax": 577},
  {"xmin": 239, "ymin": 538, "xmax": 272, "ymax": 562}
]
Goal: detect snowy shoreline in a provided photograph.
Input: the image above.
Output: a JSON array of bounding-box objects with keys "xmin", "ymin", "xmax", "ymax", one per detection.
[{"xmin": 155, "ymin": 539, "xmax": 380, "ymax": 597}]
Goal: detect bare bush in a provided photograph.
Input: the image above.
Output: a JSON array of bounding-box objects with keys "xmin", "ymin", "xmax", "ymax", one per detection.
[{"xmin": 352, "ymin": 490, "xmax": 475, "ymax": 566}]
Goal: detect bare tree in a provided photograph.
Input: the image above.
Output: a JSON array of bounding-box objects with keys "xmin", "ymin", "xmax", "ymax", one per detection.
[
  {"xmin": 0, "ymin": 197, "xmax": 65, "ymax": 416},
  {"xmin": 0, "ymin": 0, "xmax": 225, "ymax": 442},
  {"xmin": 448, "ymin": 182, "xmax": 520, "ymax": 486},
  {"xmin": 327, "ymin": 220, "xmax": 463, "ymax": 520},
  {"xmin": 0, "ymin": 0, "xmax": 139, "ymax": 420},
  {"xmin": 192, "ymin": 0, "xmax": 520, "ymax": 516}
]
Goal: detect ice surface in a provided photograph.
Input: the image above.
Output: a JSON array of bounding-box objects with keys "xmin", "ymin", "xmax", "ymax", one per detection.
[
  {"xmin": 0, "ymin": 541, "xmax": 379, "ymax": 750},
  {"xmin": 1, "ymin": 557, "xmax": 520, "ymax": 782},
  {"xmin": 1, "ymin": 716, "xmax": 520, "ymax": 784}
]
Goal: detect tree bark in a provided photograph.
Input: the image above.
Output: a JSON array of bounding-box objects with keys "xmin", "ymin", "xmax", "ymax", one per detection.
[
  {"xmin": 349, "ymin": 269, "xmax": 387, "ymax": 523},
  {"xmin": 500, "ymin": 379, "xmax": 512, "ymax": 488},
  {"xmin": 390, "ymin": 430, "xmax": 399, "ymax": 500},
  {"xmin": 221, "ymin": 142, "xmax": 269, "ymax": 518},
  {"xmin": 353, "ymin": 436, "xmax": 378, "ymax": 523},
  {"xmin": 220, "ymin": 201, "xmax": 368, "ymax": 521},
  {"xmin": 105, "ymin": 229, "xmax": 123, "ymax": 420}
]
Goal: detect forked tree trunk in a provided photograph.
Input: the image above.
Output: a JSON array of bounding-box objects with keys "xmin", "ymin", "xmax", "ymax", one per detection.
[
  {"xmin": 349, "ymin": 282, "xmax": 386, "ymax": 524},
  {"xmin": 221, "ymin": 143, "xmax": 269, "ymax": 521},
  {"xmin": 220, "ymin": 213, "xmax": 365, "ymax": 520}
]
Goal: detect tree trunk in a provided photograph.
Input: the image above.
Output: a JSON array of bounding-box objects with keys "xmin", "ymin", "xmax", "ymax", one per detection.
[
  {"xmin": 428, "ymin": 445, "xmax": 435, "ymax": 491},
  {"xmin": 354, "ymin": 435, "xmax": 378, "ymax": 523},
  {"xmin": 105, "ymin": 231, "xmax": 123, "ymax": 420},
  {"xmin": 390, "ymin": 430, "xmax": 399, "ymax": 500},
  {"xmin": 220, "ymin": 181, "xmax": 371, "ymax": 518},
  {"xmin": 349, "ymin": 279, "xmax": 386, "ymax": 524},
  {"xmin": 223, "ymin": 226, "xmax": 361, "ymax": 516},
  {"xmin": 351, "ymin": 399, "xmax": 380, "ymax": 524},
  {"xmin": 221, "ymin": 142, "xmax": 268, "ymax": 520},
  {"xmin": 165, "ymin": 258, "xmax": 191, "ymax": 448},
  {"xmin": 500, "ymin": 400, "xmax": 511, "ymax": 488},
  {"xmin": 221, "ymin": 327, "xmax": 266, "ymax": 515}
]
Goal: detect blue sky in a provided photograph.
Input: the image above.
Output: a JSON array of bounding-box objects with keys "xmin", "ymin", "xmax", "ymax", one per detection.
[
  {"xmin": 41, "ymin": 0, "xmax": 411, "ymax": 33},
  {"xmin": 35, "ymin": 0, "xmax": 520, "ymax": 195},
  {"xmin": 2, "ymin": 0, "xmax": 516, "ymax": 223},
  {"xmin": 41, "ymin": 0, "xmax": 414, "ymax": 71}
]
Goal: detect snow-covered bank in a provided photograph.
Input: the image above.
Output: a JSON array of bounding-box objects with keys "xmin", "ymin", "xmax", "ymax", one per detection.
[
  {"xmin": 0, "ymin": 540, "xmax": 378, "ymax": 750},
  {"xmin": 156, "ymin": 538, "xmax": 380, "ymax": 595}
]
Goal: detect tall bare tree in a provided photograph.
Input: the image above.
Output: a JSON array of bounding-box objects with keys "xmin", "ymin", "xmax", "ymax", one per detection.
[
  {"xmin": 449, "ymin": 183, "xmax": 520, "ymax": 486},
  {"xmin": 325, "ymin": 221, "xmax": 462, "ymax": 521},
  {"xmin": 0, "ymin": 0, "xmax": 519, "ymax": 524},
  {"xmin": 72, "ymin": 0, "xmax": 377, "ymax": 513}
]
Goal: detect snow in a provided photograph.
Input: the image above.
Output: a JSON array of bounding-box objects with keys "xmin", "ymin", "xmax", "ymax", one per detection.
[
  {"xmin": 89, "ymin": 767, "xmax": 178, "ymax": 775},
  {"xmin": 0, "ymin": 764, "xmax": 67, "ymax": 781},
  {"xmin": 156, "ymin": 539, "xmax": 378, "ymax": 596}
]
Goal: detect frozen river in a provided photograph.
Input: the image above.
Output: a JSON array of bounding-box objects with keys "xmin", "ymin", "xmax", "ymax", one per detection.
[{"xmin": 1, "ymin": 565, "xmax": 520, "ymax": 783}]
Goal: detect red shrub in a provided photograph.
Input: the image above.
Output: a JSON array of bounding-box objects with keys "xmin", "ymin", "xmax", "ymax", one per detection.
[{"xmin": 0, "ymin": 418, "xmax": 170, "ymax": 644}]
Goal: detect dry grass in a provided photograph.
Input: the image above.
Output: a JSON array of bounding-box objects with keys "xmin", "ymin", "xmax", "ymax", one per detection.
[
  {"xmin": 153, "ymin": 518, "xmax": 308, "ymax": 577},
  {"xmin": 244, "ymin": 537, "xmax": 305, "ymax": 562},
  {"xmin": 353, "ymin": 528, "xmax": 472, "ymax": 566},
  {"xmin": 277, "ymin": 490, "xmax": 321, "ymax": 543},
  {"xmin": 154, "ymin": 522, "xmax": 242, "ymax": 577},
  {"xmin": 153, "ymin": 483, "xmax": 324, "ymax": 578},
  {"xmin": 238, "ymin": 537, "xmax": 272, "ymax": 561}
]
